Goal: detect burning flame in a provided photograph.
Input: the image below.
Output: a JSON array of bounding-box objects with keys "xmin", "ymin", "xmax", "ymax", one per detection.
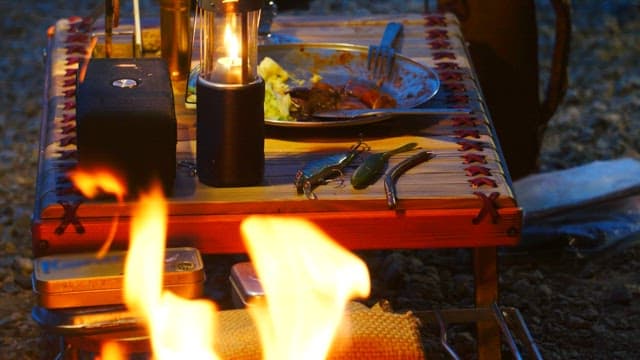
[
  {"xmin": 68, "ymin": 170, "xmax": 126, "ymax": 258},
  {"xmin": 223, "ymin": 22, "xmax": 240, "ymax": 62},
  {"xmin": 241, "ymin": 216, "xmax": 371, "ymax": 360},
  {"xmin": 75, "ymin": 170, "xmax": 371, "ymax": 359},
  {"xmin": 124, "ymin": 184, "xmax": 219, "ymax": 360}
]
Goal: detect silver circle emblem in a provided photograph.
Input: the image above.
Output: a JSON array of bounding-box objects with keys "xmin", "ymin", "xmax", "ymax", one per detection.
[{"xmin": 112, "ymin": 78, "xmax": 138, "ymax": 88}]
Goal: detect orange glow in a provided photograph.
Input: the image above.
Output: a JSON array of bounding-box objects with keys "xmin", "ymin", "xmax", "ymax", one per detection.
[
  {"xmin": 69, "ymin": 170, "xmax": 126, "ymax": 200},
  {"xmin": 69, "ymin": 170, "xmax": 126, "ymax": 258},
  {"xmin": 122, "ymin": 184, "xmax": 220, "ymax": 360},
  {"xmin": 99, "ymin": 341, "xmax": 125, "ymax": 360},
  {"xmin": 81, "ymin": 171, "xmax": 372, "ymax": 359},
  {"xmin": 223, "ymin": 21, "xmax": 240, "ymax": 61},
  {"xmin": 241, "ymin": 216, "xmax": 371, "ymax": 360},
  {"xmin": 216, "ymin": 20, "xmax": 242, "ymax": 84}
]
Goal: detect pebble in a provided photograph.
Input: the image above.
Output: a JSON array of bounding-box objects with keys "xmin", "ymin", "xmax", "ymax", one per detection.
[
  {"xmin": 567, "ymin": 315, "xmax": 591, "ymax": 330},
  {"xmin": 510, "ymin": 278, "xmax": 533, "ymax": 296},
  {"xmin": 12, "ymin": 256, "xmax": 33, "ymax": 273},
  {"xmin": 581, "ymin": 306, "xmax": 600, "ymax": 321},
  {"xmin": 379, "ymin": 252, "xmax": 407, "ymax": 287},
  {"xmin": 451, "ymin": 332, "xmax": 476, "ymax": 355},
  {"xmin": 538, "ymin": 283, "xmax": 553, "ymax": 298},
  {"xmin": 608, "ymin": 284, "xmax": 633, "ymax": 305}
]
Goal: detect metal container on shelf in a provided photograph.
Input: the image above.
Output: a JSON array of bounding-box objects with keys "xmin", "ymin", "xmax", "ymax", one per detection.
[
  {"xmin": 32, "ymin": 247, "xmax": 205, "ymax": 309},
  {"xmin": 229, "ymin": 261, "xmax": 264, "ymax": 308}
]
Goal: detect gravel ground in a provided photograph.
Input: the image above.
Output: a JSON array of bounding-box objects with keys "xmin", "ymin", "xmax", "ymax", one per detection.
[{"xmin": 1, "ymin": 1, "xmax": 639, "ymax": 359}]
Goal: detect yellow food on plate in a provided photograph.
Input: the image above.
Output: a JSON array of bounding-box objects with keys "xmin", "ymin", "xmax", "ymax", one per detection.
[{"xmin": 258, "ymin": 57, "xmax": 294, "ymax": 121}]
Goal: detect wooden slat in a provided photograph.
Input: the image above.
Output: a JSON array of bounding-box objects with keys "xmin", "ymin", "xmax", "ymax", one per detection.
[{"xmin": 33, "ymin": 207, "xmax": 521, "ymax": 256}]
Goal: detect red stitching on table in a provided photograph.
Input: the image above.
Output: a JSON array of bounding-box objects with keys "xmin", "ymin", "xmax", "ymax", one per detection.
[
  {"xmin": 424, "ymin": 15, "xmax": 448, "ymax": 27},
  {"xmin": 469, "ymin": 177, "xmax": 497, "ymax": 189},
  {"xmin": 63, "ymin": 89, "xmax": 76, "ymax": 98},
  {"xmin": 65, "ymin": 33, "xmax": 89, "ymax": 43},
  {"xmin": 65, "ymin": 45, "xmax": 87, "ymax": 55},
  {"xmin": 447, "ymin": 94, "xmax": 470, "ymax": 104},
  {"xmin": 60, "ymin": 124, "xmax": 76, "ymax": 135},
  {"xmin": 472, "ymin": 192, "xmax": 500, "ymax": 224},
  {"xmin": 426, "ymin": 29, "xmax": 448, "ymax": 39},
  {"xmin": 436, "ymin": 62, "xmax": 460, "ymax": 70},
  {"xmin": 429, "ymin": 40, "xmax": 451, "ymax": 49},
  {"xmin": 63, "ymin": 101, "xmax": 76, "ymax": 110},
  {"xmin": 461, "ymin": 153, "xmax": 487, "ymax": 164},
  {"xmin": 433, "ymin": 51, "xmax": 456, "ymax": 60},
  {"xmin": 59, "ymin": 135, "xmax": 77, "ymax": 147},
  {"xmin": 439, "ymin": 71, "xmax": 464, "ymax": 81},
  {"xmin": 55, "ymin": 201, "xmax": 85, "ymax": 235},
  {"xmin": 451, "ymin": 102, "xmax": 472, "ymax": 109},
  {"xmin": 65, "ymin": 57, "xmax": 81, "ymax": 66},
  {"xmin": 62, "ymin": 78, "xmax": 77, "ymax": 87},
  {"xmin": 67, "ymin": 16, "xmax": 83, "ymax": 24},
  {"xmin": 444, "ymin": 83, "xmax": 467, "ymax": 93},
  {"xmin": 62, "ymin": 113, "xmax": 76, "ymax": 123},
  {"xmin": 452, "ymin": 116, "xmax": 477, "ymax": 127},
  {"xmin": 454, "ymin": 129, "xmax": 480, "ymax": 139},
  {"xmin": 457, "ymin": 140, "xmax": 484, "ymax": 152},
  {"xmin": 464, "ymin": 165, "xmax": 492, "ymax": 177}
]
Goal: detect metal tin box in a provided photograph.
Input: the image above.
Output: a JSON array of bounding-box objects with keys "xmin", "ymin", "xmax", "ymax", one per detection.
[
  {"xmin": 31, "ymin": 304, "xmax": 142, "ymax": 335},
  {"xmin": 229, "ymin": 262, "xmax": 264, "ymax": 308},
  {"xmin": 33, "ymin": 247, "xmax": 205, "ymax": 309}
]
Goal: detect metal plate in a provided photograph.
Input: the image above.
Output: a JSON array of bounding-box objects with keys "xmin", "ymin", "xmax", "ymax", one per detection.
[
  {"xmin": 186, "ymin": 43, "xmax": 440, "ymax": 128},
  {"xmin": 259, "ymin": 43, "xmax": 440, "ymax": 128}
]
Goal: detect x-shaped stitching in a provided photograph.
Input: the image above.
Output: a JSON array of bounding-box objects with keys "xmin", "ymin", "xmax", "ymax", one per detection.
[
  {"xmin": 468, "ymin": 177, "xmax": 497, "ymax": 189},
  {"xmin": 465, "ymin": 165, "xmax": 491, "ymax": 177},
  {"xmin": 55, "ymin": 201, "xmax": 85, "ymax": 235},
  {"xmin": 461, "ymin": 153, "xmax": 487, "ymax": 164},
  {"xmin": 472, "ymin": 192, "xmax": 500, "ymax": 224},
  {"xmin": 454, "ymin": 129, "xmax": 480, "ymax": 139}
]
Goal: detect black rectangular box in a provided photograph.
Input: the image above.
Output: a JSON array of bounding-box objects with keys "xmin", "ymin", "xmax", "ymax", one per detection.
[{"xmin": 76, "ymin": 58, "xmax": 177, "ymax": 196}]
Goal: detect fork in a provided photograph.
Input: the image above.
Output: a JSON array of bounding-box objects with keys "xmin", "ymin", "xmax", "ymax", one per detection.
[{"xmin": 367, "ymin": 22, "xmax": 404, "ymax": 80}]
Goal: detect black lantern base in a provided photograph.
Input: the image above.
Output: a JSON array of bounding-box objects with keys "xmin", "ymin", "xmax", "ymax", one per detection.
[{"xmin": 196, "ymin": 78, "xmax": 265, "ymax": 187}]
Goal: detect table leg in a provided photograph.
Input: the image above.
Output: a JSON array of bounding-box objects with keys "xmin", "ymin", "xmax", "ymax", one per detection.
[{"xmin": 474, "ymin": 246, "xmax": 501, "ymax": 360}]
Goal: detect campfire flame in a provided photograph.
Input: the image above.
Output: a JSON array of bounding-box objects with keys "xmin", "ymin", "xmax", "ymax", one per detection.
[
  {"xmin": 75, "ymin": 172, "xmax": 370, "ymax": 360},
  {"xmin": 124, "ymin": 183, "xmax": 219, "ymax": 360},
  {"xmin": 241, "ymin": 216, "xmax": 371, "ymax": 360},
  {"xmin": 68, "ymin": 170, "xmax": 125, "ymax": 258}
]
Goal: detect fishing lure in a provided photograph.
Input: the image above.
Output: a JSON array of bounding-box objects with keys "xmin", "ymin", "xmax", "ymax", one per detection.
[
  {"xmin": 384, "ymin": 150, "xmax": 435, "ymax": 209},
  {"xmin": 295, "ymin": 140, "xmax": 369, "ymax": 199},
  {"xmin": 350, "ymin": 142, "xmax": 418, "ymax": 189}
]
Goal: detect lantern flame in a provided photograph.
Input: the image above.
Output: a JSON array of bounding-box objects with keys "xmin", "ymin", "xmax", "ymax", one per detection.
[{"xmin": 223, "ymin": 23, "xmax": 240, "ymax": 62}]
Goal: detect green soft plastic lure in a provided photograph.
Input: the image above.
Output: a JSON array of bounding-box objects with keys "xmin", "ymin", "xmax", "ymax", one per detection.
[{"xmin": 350, "ymin": 142, "xmax": 418, "ymax": 189}]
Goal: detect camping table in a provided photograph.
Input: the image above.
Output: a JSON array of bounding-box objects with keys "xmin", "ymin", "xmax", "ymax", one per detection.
[{"xmin": 33, "ymin": 13, "xmax": 522, "ymax": 360}]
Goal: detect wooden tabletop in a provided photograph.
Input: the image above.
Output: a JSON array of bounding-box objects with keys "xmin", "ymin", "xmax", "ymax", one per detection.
[{"xmin": 32, "ymin": 13, "xmax": 522, "ymax": 256}]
